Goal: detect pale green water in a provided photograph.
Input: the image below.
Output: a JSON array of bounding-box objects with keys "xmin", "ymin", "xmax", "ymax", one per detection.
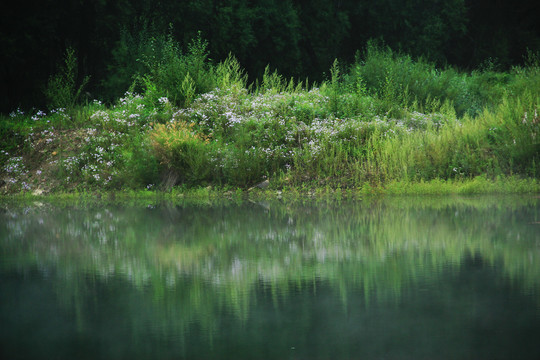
[{"xmin": 1, "ymin": 196, "xmax": 540, "ymax": 359}]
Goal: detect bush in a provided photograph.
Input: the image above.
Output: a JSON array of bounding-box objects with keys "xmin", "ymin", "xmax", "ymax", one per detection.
[
  {"xmin": 102, "ymin": 23, "xmax": 157, "ymax": 101},
  {"xmin": 345, "ymin": 42, "xmax": 509, "ymax": 118},
  {"xmin": 138, "ymin": 32, "xmax": 216, "ymax": 107},
  {"xmin": 149, "ymin": 121, "xmax": 211, "ymax": 185}
]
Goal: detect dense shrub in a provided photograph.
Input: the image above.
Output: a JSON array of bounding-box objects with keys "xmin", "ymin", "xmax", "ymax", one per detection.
[{"xmin": 149, "ymin": 121, "xmax": 212, "ymax": 186}]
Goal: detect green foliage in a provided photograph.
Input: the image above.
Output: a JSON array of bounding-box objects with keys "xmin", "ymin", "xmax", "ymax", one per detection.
[
  {"xmin": 363, "ymin": 93, "xmax": 540, "ymax": 183},
  {"xmin": 328, "ymin": 59, "xmax": 341, "ymax": 114},
  {"xmin": 0, "ymin": 111, "xmax": 33, "ymax": 156},
  {"xmin": 259, "ymin": 66, "xmax": 287, "ymax": 93},
  {"xmin": 215, "ymin": 55, "xmax": 248, "ymax": 91},
  {"xmin": 343, "ymin": 42, "xmax": 538, "ymax": 119},
  {"xmin": 3, "ymin": 35, "xmax": 540, "ymax": 194},
  {"xmin": 44, "ymin": 47, "xmax": 90, "ymax": 111},
  {"xmin": 4, "ymin": 0, "xmax": 540, "ymax": 114},
  {"xmin": 216, "ymin": 145, "xmax": 269, "ymax": 187},
  {"xmin": 149, "ymin": 121, "xmax": 211, "ymax": 186},
  {"xmin": 347, "ymin": 43, "xmax": 464, "ymax": 116},
  {"xmin": 103, "ymin": 23, "xmax": 157, "ymax": 101},
  {"xmin": 120, "ymin": 132, "xmax": 160, "ymax": 188},
  {"xmin": 105, "ymin": 28, "xmax": 218, "ymax": 107},
  {"xmin": 138, "ymin": 31, "xmax": 216, "ymax": 107}
]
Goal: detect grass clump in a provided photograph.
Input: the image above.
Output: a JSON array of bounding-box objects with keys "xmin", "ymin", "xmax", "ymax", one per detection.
[{"xmin": 150, "ymin": 121, "xmax": 211, "ymax": 186}]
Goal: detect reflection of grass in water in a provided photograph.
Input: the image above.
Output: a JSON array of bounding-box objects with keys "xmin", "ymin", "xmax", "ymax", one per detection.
[{"xmin": 1, "ymin": 196, "xmax": 539, "ymax": 320}]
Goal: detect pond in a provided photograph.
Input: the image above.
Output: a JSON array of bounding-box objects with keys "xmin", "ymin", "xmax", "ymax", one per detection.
[{"xmin": 1, "ymin": 196, "xmax": 540, "ymax": 359}]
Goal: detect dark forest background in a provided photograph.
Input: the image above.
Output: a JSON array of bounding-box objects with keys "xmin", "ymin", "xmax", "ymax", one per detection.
[{"xmin": 1, "ymin": 0, "xmax": 539, "ymax": 113}]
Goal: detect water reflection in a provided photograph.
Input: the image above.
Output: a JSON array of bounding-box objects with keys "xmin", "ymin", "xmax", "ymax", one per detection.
[{"xmin": 1, "ymin": 196, "xmax": 540, "ymax": 359}]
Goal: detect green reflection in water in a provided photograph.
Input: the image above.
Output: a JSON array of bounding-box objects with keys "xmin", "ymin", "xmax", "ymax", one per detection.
[{"xmin": 1, "ymin": 196, "xmax": 539, "ymax": 359}]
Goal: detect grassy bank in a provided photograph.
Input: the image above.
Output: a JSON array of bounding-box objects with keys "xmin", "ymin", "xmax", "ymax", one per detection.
[
  {"xmin": 1, "ymin": 42, "xmax": 539, "ymax": 196},
  {"xmin": 1, "ymin": 176, "xmax": 538, "ymax": 208}
]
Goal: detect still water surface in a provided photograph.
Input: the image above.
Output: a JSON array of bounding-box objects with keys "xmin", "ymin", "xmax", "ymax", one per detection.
[{"xmin": 1, "ymin": 196, "xmax": 540, "ymax": 359}]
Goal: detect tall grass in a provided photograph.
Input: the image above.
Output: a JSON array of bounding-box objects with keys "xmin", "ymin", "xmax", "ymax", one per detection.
[
  {"xmin": 366, "ymin": 94, "xmax": 539, "ymax": 183},
  {"xmin": 343, "ymin": 41, "xmax": 540, "ymax": 119}
]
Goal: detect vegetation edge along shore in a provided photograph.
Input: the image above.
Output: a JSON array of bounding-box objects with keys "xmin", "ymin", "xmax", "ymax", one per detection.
[{"xmin": 1, "ymin": 39, "xmax": 539, "ymax": 197}]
